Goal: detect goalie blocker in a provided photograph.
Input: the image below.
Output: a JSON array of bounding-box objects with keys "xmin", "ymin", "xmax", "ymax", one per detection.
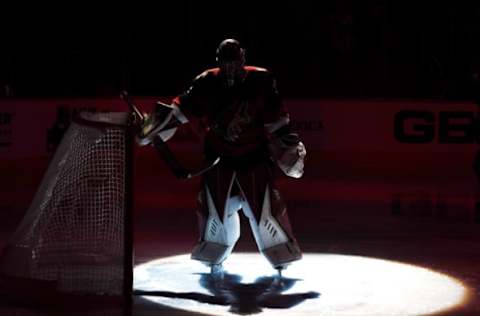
[{"xmin": 126, "ymin": 94, "xmax": 220, "ymax": 179}]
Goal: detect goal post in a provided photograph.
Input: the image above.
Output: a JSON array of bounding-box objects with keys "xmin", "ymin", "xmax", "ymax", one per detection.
[{"xmin": 0, "ymin": 111, "xmax": 134, "ymax": 301}]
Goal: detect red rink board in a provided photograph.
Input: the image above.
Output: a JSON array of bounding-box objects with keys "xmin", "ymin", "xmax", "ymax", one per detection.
[{"xmin": 0, "ymin": 98, "xmax": 477, "ymax": 178}]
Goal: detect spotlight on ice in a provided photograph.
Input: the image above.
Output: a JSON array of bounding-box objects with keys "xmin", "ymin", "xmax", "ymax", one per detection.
[{"xmin": 134, "ymin": 253, "xmax": 469, "ymax": 316}]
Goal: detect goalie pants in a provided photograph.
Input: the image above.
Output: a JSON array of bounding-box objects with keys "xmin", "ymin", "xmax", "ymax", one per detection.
[{"xmin": 191, "ymin": 161, "xmax": 302, "ymax": 269}]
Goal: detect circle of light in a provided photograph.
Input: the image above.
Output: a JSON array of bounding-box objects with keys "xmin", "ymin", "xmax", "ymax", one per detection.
[{"xmin": 134, "ymin": 253, "xmax": 468, "ymax": 316}]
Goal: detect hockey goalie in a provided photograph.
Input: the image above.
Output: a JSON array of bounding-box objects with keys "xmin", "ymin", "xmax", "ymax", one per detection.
[{"xmin": 137, "ymin": 39, "xmax": 306, "ymax": 275}]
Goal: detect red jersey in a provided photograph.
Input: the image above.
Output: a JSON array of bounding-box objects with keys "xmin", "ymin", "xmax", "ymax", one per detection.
[{"xmin": 173, "ymin": 66, "xmax": 288, "ymax": 164}]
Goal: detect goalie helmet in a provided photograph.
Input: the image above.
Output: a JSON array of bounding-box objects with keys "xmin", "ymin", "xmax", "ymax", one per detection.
[{"xmin": 216, "ymin": 39, "xmax": 246, "ymax": 87}]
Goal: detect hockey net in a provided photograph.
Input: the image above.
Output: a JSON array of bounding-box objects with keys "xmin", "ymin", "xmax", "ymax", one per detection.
[{"xmin": 0, "ymin": 112, "xmax": 134, "ymax": 298}]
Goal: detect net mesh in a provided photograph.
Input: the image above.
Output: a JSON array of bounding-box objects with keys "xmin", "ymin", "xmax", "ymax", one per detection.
[{"xmin": 0, "ymin": 112, "xmax": 132, "ymax": 296}]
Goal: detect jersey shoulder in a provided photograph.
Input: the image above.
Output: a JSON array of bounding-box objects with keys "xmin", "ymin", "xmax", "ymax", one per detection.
[
  {"xmin": 244, "ymin": 65, "xmax": 270, "ymax": 74},
  {"xmin": 194, "ymin": 68, "xmax": 221, "ymax": 81},
  {"xmin": 244, "ymin": 66, "xmax": 276, "ymax": 85}
]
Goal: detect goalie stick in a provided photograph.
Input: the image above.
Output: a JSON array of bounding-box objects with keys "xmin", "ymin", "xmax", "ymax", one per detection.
[{"xmin": 120, "ymin": 91, "xmax": 220, "ymax": 179}]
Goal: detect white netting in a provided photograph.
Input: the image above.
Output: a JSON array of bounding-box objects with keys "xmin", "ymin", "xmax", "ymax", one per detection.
[{"xmin": 0, "ymin": 112, "xmax": 132, "ymax": 296}]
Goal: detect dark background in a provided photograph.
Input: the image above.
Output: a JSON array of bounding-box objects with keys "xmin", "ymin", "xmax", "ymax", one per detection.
[{"xmin": 1, "ymin": 1, "xmax": 480, "ymax": 99}]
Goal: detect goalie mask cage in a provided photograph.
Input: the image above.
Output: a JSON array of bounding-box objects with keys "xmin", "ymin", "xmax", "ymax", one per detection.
[{"xmin": 0, "ymin": 112, "xmax": 134, "ymax": 302}]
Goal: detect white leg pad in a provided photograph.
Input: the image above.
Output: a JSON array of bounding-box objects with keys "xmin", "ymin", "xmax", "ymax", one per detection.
[
  {"xmin": 191, "ymin": 178, "xmax": 241, "ymax": 265},
  {"xmin": 243, "ymin": 185, "xmax": 302, "ymax": 268}
]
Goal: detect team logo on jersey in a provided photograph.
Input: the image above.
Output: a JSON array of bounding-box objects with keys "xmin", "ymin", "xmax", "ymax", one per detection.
[{"xmin": 225, "ymin": 100, "xmax": 251, "ymax": 142}]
